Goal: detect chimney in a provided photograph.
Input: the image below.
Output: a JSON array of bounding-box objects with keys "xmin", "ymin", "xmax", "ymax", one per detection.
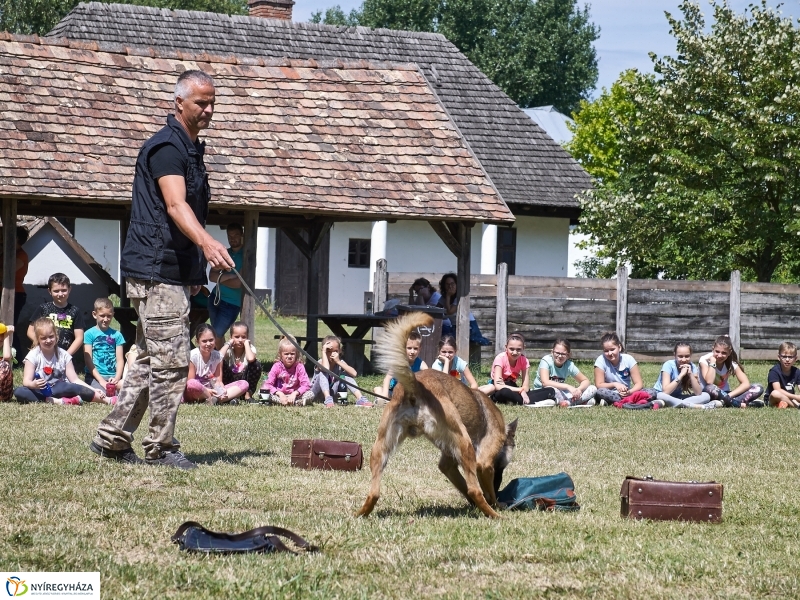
[{"xmin": 248, "ymin": 0, "xmax": 294, "ymax": 20}]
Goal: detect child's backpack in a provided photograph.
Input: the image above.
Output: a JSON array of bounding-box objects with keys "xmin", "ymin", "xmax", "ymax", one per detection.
[{"xmin": 497, "ymin": 472, "xmax": 580, "ymax": 511}]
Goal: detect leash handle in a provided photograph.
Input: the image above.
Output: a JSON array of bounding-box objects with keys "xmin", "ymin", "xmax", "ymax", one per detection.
[{"xmin": 228, "ymin": 267, "xmax": 392, "ymax": 403}]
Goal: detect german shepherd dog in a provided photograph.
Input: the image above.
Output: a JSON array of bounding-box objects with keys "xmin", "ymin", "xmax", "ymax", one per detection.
[{"xmin": 357, "ymin": 313, "xmax": 517, "ymax": 518}]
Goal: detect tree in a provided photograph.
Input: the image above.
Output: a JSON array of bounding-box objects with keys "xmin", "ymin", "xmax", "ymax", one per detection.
[
  {"xmin": 1, "ymin": 0, "xmax": 247, "ymax": 37},
  {"xmin": 570, "ymin": 1, "xmax": 800, "ymax": 282},
  {"xmin": 311, "ymin": 0, "xmax": 599, "ymax": 114}
]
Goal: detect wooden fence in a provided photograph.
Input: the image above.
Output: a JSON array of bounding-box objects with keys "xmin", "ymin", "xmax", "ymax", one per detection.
[{"xmin": 383, "ymin": 266, "xmax": 800, "ymax": 361}]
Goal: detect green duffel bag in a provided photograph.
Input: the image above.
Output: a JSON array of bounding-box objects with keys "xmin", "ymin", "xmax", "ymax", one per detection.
[{"xmin": 497, "ymin": 472, "xmax": 580, "ymax": 511}]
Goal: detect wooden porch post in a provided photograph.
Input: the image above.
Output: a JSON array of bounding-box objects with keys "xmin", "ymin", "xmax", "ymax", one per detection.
[
  {"xmin": 1, "ymin": 199, "xmax": 17, "ymax": 327},
  {"xmin": 119, "ymin": 209, "xmax": 130, "ymax": 307},
  {"xmin": 240, "ymin": 210, "xmax": 259, "ymax": 337},
  {"xmin": 456, "ymin": 223, "xmax": 472, "ymax": 361},
  {"xmin": 495, "ymin": 262, "xmax": 508, "ymax": 356},
  {"xmin": 373, "ymin": 258, "xmax": 388, "ymax": 311}
]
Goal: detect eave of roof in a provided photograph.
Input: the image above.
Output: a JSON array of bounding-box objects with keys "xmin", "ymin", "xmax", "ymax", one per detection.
[
  {"xmin": 46, "ymin": 2, "xmax": 592, "ymax": 211},
  {"xmin": 0, "ymin": 34, "xmax": 513, "ymax": 224}
]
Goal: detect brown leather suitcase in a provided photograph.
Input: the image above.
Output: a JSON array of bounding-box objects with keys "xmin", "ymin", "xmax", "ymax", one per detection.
[
  {"xmin": 620, "ymin": 476, "xmax": 723, "ymax": 522},
  {"xmin": 291, "ymin": 439, "xmax": 363, "ymax": 471}
]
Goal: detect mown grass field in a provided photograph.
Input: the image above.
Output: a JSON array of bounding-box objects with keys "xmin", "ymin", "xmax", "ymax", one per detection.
[{"xmin": 1, "ymin": 316, "xmax": 797, "ymax": 599}]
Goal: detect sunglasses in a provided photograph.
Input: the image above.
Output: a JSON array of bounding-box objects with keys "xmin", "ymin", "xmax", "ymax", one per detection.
[{"xmin": 779, "ymin": 355, "xmax": 797, "ymax": 360}]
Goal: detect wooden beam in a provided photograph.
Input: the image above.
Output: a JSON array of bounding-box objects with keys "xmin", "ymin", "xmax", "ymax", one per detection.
[
  {"xmin": 119, "ymin": 209, "xmax": 130, "ymax": 307},
  {"xmin": 729, "ymin": 270, "xmax": 741, "ymax": 356},
  {"xmin": 1, "ymin": 199, "xmax": 17, "ymax": 326},
  {"xmin": 429, "ymin": 221, "xmax": 462, "ymax": 257},
  {"xmin": 305, "ymin": 238, "xmax": 321, "ymax": 365},
  {"xmin": 281, "ymin": 222, "xmax": 332, "ymax": 260},
  {"xmin": 495, "ymin": 262, "xmax": 508, "ymax": 356},
  {"xmin": 616, "ymin": 265, "xmax": 628, "ymax": 348},
  {"xmin": 240, "ymin": 210, "xmax": 259, "ymax": 337},
  {"xmin": 373, "ymin": 258, "xmax": 388, "ymax": 311},
  {"xmin": 456, "ymin": 223, "xmax": 472, "ymax": 360}
]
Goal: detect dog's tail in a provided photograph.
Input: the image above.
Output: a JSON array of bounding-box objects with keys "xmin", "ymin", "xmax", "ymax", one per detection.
[{"xmin": 374, "ymin": 312, "xmax": 434, "ymax": 400}]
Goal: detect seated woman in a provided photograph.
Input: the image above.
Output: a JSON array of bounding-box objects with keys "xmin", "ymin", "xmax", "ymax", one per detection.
[
  {"xmin": 408, "ymin": 278, "xmax": 439, "ymax": 306},
  {"xmin": 436, "ymin": 272, "xmax": 491, "ymax": 345}
]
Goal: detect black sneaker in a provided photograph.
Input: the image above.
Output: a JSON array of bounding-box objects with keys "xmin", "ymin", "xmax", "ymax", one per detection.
[
  {"xmin": 89, "ymin": 441, "xmax": 144, "ymax": 464},
  {"xmin": 748, "ymin": 399, "xmax": 765, "ymax": 408},
  {"xmin": 146, "ymin": 450, "xmax": 197, "ymax": 470}
]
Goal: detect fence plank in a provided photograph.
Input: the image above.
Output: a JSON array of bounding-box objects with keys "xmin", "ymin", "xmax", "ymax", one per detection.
[
  {"xmin": 627, "ymin": 290, "xmax": 730, "ymax": 304},
  {"xmin": 507, "ymin": 286, "xmax": 616, "ymax": 300},
  {"xmin": 507, "ymin": 276, "xmax": 617, "ymax": 290},
  {"xmin": 741, "ymin": 282, "xmax": 800, "ymax": 294},
  {"xmin": 374, "ymin": 259, "xmax": 388, "ymax": 311},
  {"xmin": 628, "ymin": 279, "xmax": 730, "ymax": 292},
  {"xmin": 628, "ymin": 302, "xmax": 729, "ymax": 316},
  {"xmin": 616, "ymin": 266, "xmax": 628, "ymax": 347}
]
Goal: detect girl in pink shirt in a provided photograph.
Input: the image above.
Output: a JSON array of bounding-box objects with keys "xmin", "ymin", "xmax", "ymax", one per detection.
[
  {"xmin": 261, "ymin": 337, "xmax": 314, "ymax": 406},
  {"xmin": 480, "ymin": 333, "xmax": 530, "ymax": 405}
]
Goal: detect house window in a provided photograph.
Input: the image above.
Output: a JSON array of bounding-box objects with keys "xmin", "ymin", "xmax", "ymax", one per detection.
[
  {"xmin": 496, "ymin": 227, "xmax": 516, "ymax": 275},
  {"xmin": 348, "ymin": 238, "xmax": 371, "ymax": 268}
]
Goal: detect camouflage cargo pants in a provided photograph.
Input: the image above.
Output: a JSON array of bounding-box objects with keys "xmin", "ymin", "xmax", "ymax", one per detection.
[{"xmin": 94, "ymin": 278, "xmax": 190, "ymax": 459}]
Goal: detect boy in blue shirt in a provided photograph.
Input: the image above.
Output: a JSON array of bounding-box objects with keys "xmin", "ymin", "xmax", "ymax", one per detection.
[{"xmin": 83, "ymin": 297, "xmax": 126, "ymax": 398}]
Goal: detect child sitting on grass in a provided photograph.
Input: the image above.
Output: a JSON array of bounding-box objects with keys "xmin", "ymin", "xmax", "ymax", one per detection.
[
  {"xmin": 374, "ymin": 331, "xmax": 428, "ymax": 406},
  {"xmin": 766, "ymin": 342, "xmax": 800, "ymax": 408},
  {"xmin": 83, "ymin": 297, "xmax": 126, "ymax": 401},
  {"xmin": 481, "ymin": 333, "xmax": 530, "ymax": 405},
  {"xmin": 312, "ymin": 335, "xmax": 373, "ymax": 407},
  {"xmin": 653, "ymin": 342, "xmax": 711, "ymax": 409},
  {"xmin": 220, "ymin": 321, "xmax": 262, "ymax": 402},
  {"xmin": 532, "ymin": 338, "xmax": 597, "ymax": 407},
  {"xmin": 184, "ymin": 324, "xmax": 249, "ymax": 405},
  {"xmin": 431, "ymin": 335, "xmax": 478, "ymax": 389},
  {"xmin": 15, "ymin": 317, "xmax": 104, "ymax": 405},
  {"xmin": 699, "ymin": 335, "xmax": 764, "ymax": 408},
  {"xmin": 262, "ymin": 336, "xmax": 314, "ymax": 406}
]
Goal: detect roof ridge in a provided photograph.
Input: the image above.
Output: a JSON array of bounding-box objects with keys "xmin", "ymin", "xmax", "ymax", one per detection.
[
  {"xmin": 6, "ymin": 32, "xmax": 417, "ymax": 71},
  {"xmin": 75, "ymin": 1, "xmax": 450, "ymax": 41}
]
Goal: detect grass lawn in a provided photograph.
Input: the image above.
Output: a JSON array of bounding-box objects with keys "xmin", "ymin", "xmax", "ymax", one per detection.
[{"xmin": 2, "ymin": 316, "xmax": 798, "ymax": 599}]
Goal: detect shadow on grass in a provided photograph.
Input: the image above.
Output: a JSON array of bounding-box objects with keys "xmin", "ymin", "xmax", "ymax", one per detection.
[
  {"xmin": 370, "ymin": 504, "xmax": 486, "ymax": 519},
  {"xmin": 189, "ymin": 449, "xmax": 274, "ymax": 465}
]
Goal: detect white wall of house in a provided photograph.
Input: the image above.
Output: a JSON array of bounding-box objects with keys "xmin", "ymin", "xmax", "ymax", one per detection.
[
  {"xmin": 513, "ymin": 215, "xmax": 570, "ymax": 277},
  {"xmin": 328, "ymin": 222, "xmax": 373, "ymax": 313},
  {"xmin": 21, "ymin": 222, "xmax": 110, "ymax": 328},
  {"xmin": 75, "ymin": 218, "xmax": 120, "ymax": 281}
]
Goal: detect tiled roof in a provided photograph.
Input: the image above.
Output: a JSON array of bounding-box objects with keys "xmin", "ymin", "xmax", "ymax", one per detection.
[
  {"xmin": 47, "ymin": 2, "xmax": 591, "ymax": 211},
  {"xmin": 0, "ymin": 35, "xmax": 512, "ymax": 223}
]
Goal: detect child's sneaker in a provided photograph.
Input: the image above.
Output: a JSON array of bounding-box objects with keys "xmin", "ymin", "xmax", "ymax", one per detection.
[
  {"xmin": 748, "ymin": 399, "xmax": 765, "ymax": 408},
  {"xmin": 323, "ymin": 398, "xmax": 335, "ymax": 408},
  {"xmin": 62, "ymin": 396, "xmax": 81, "ymax": 405},
  {"xmin": 108, "ymin": 396, "xmax": 118, "ymax": 405},
  {"xmin": 355, "ymin": 397, "xmax": 374, "ymax": 408},
  {"xmin": 558, "ymin": 400, "xmax": 571, "ymax": 408},
  {"xmin": 778, "ymin": 400, "xmax": 789, "ymax": 409}
]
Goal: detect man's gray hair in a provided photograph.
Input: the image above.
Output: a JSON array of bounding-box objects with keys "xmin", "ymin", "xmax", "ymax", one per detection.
[{"xmin": 174, "ymin": 70, "xmax": 214, "ymax": 101}]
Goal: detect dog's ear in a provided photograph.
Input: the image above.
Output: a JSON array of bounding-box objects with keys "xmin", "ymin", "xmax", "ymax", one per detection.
[{"xmin": 505, "ymin": 419, "xmax": 518, "ymax": 445}]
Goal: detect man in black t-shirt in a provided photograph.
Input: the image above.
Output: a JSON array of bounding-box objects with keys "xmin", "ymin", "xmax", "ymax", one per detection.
[{"xmin": 91, "ymin": 70, "xmax": 234, "ymax": 470}]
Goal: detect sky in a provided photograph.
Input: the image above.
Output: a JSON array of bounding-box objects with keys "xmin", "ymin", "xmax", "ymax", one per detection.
[{"xmin": 291, "ymin": 0, "xmax": 798, "ymax": 95}]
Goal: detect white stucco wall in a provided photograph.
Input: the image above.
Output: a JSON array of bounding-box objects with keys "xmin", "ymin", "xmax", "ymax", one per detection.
[
  {"xmin": 74, "ymin": 218, "xmax": 120, "ymax": 281},
  {"xmin": 513, "ymin": 215, "xmax": 570, "ymax": 277},
  {"xmin": 328, "ymin": 222, "xmax": 373, "ymax": 313}
]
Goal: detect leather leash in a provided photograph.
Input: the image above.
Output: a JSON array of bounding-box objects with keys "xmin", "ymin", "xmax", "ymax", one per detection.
[{"xmin": 226, "ymin": 266, "xmax": 392, "ymax": 403}]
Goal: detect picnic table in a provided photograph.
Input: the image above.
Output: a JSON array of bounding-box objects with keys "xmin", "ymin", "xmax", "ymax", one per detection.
[{"xmin": 308, "ymin": 313, "xmax": 398, "ymax": 375}]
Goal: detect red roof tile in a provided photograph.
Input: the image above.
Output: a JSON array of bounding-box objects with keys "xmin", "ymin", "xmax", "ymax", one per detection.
[{"xmin": 0, "ymin": 36, "xmax": 512, "ymax": 223}]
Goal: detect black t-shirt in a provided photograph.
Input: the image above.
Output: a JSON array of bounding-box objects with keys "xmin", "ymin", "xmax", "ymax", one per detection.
[
  {"xmin": 149, "ymin": 143, "xmax": 186, "ymax": 179},
  {"xmin": 30, "ymin": 302, "xmax": 85, "ymax": 352},
  {"xmin": 767, "ymin": 364, "xmax": 800, "ymax": 395}
]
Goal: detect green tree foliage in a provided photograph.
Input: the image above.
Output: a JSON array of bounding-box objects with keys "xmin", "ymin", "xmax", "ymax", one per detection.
[
  {"xmin": 312, "ymin": 0, "xmax": 598, "ymax": 113},
  {"xmin": 1, "ymin": 0, "xmax": 247, "ymax": 36},
  {"xmin": 571, "ymin": 1, "xmax": 800, "ymax": 282}
]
